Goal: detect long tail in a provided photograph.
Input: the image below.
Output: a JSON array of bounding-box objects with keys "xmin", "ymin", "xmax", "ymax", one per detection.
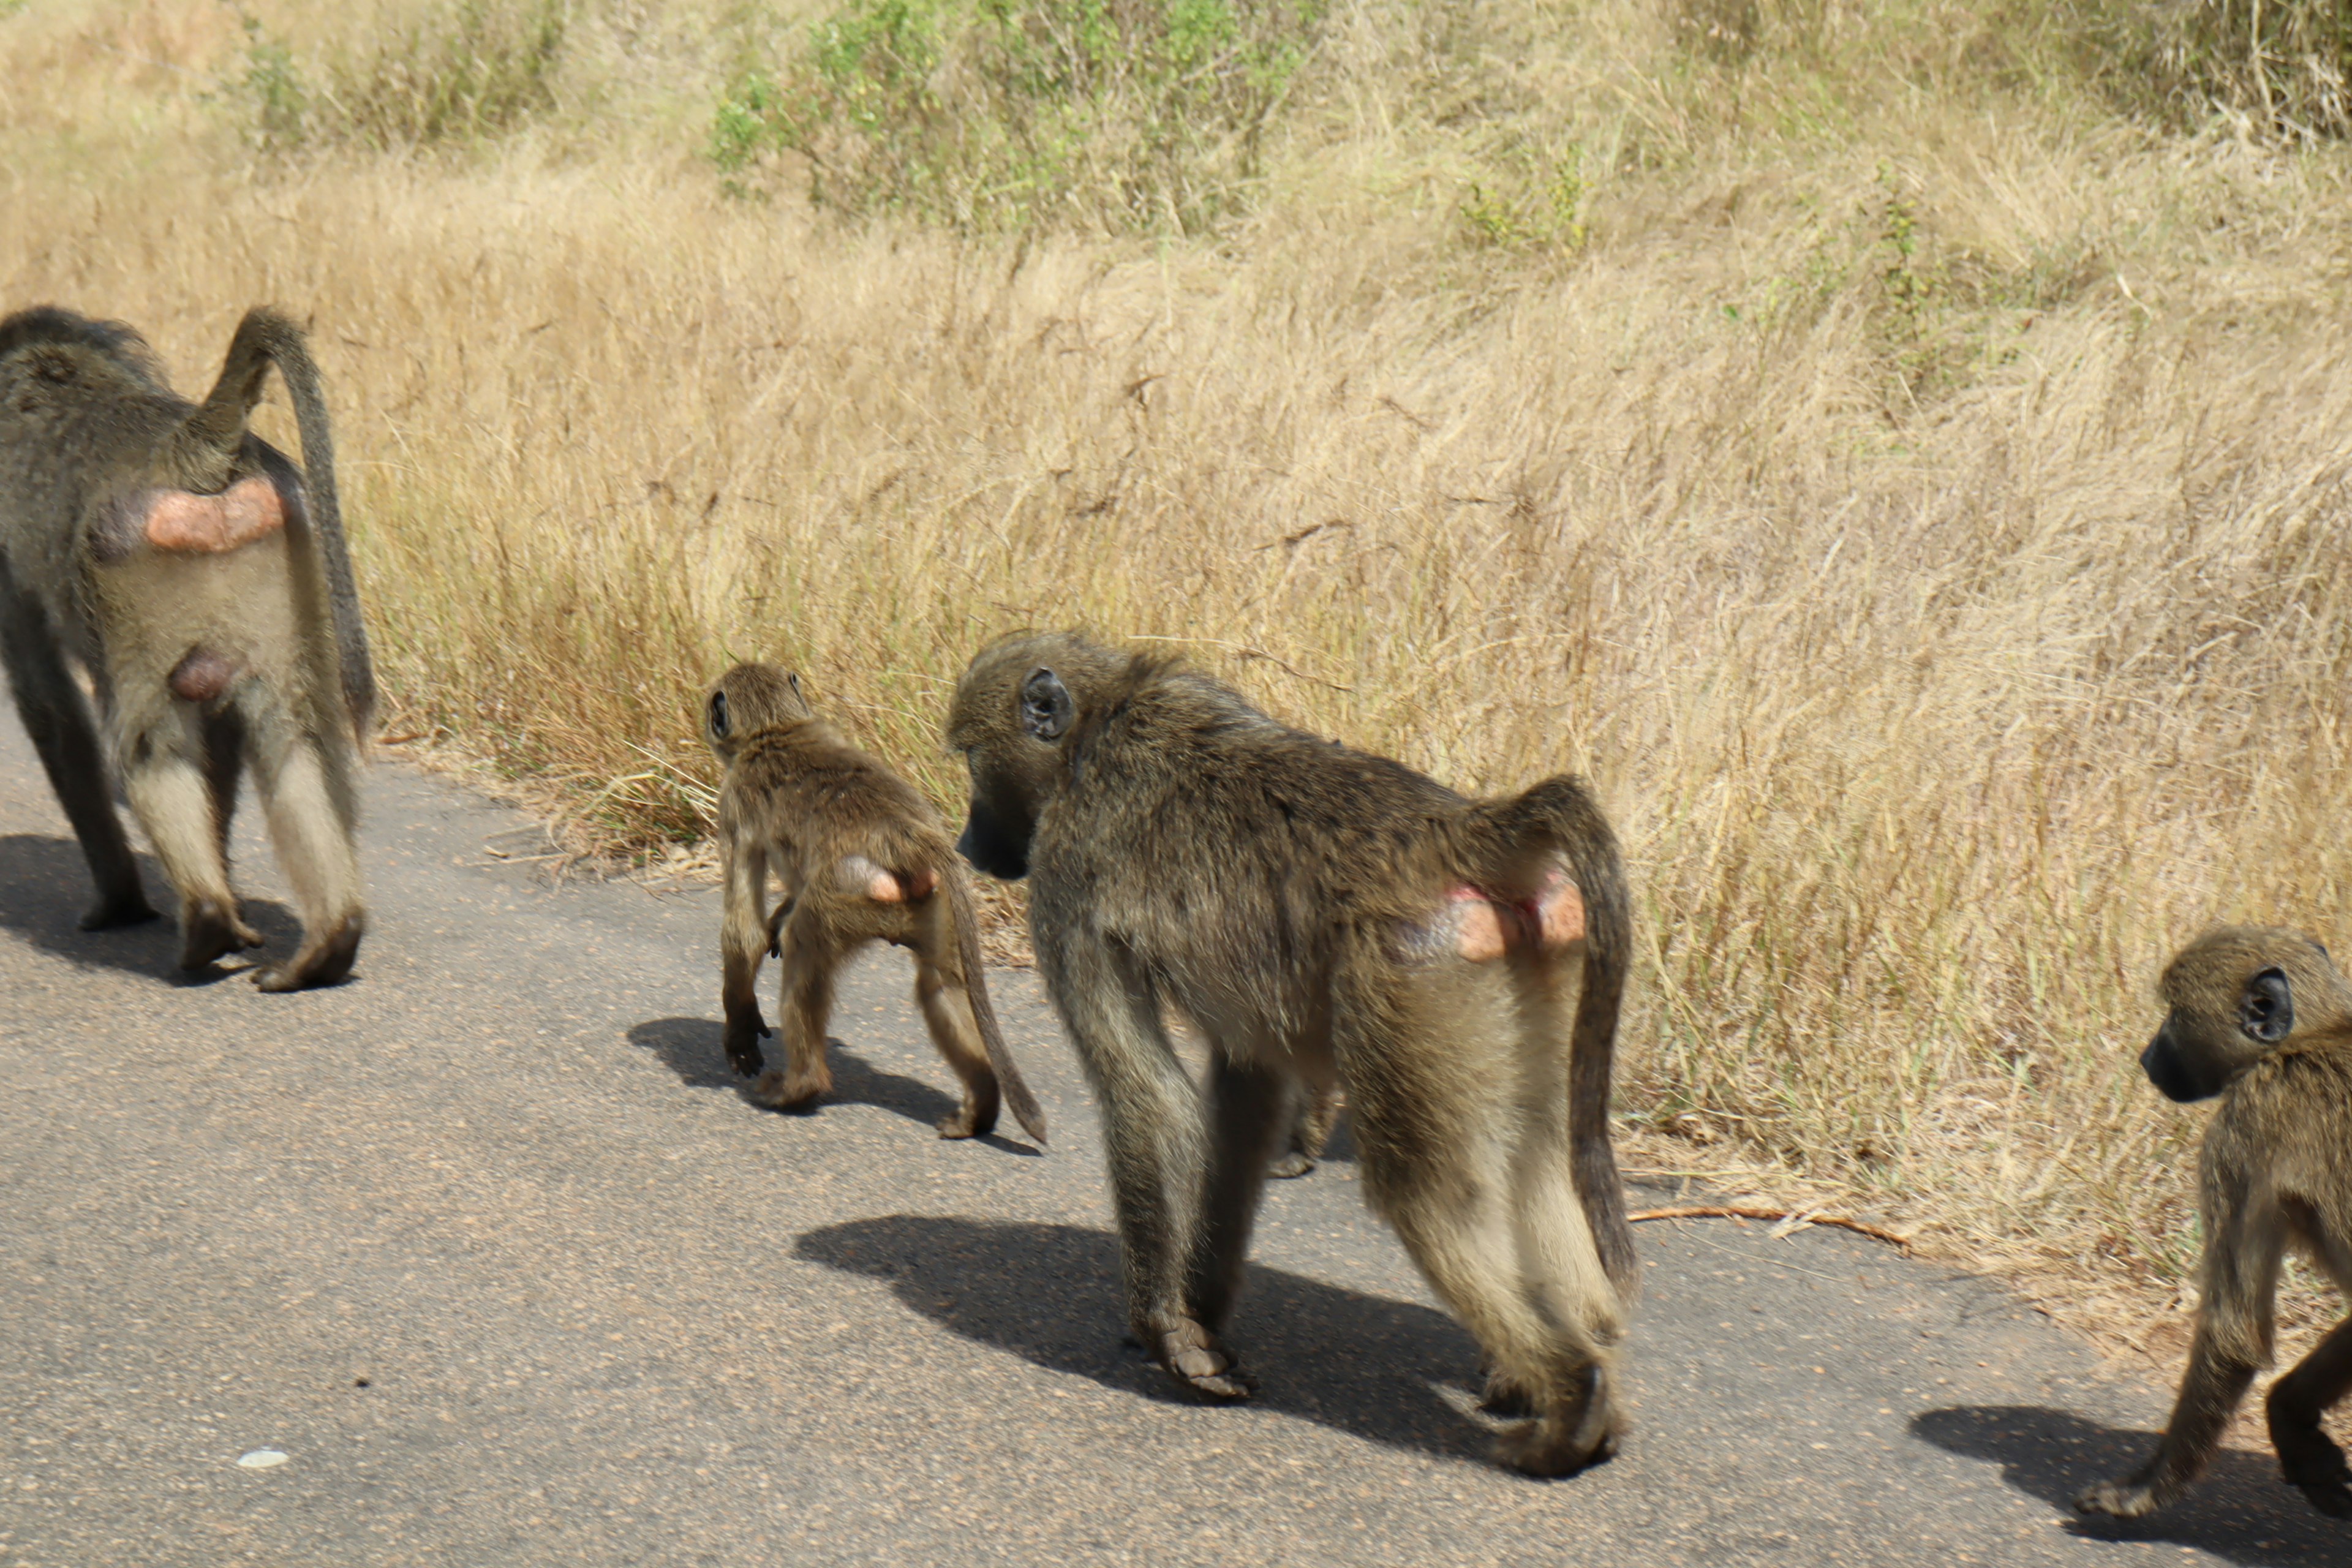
[
  {"xmin": 945, "ymin": 862, "xmax": 1047, "ymax": 1145},
  {"xmin": 1463, "ymin": 773, "xmax": 1637, "ymax": 1295},
  {"xmin": 177, "ymin": 307, "xmax": 377, "ymax": 735}
]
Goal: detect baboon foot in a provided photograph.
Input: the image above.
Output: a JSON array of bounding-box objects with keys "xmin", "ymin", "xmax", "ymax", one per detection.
[
  {"xmin": 1494, "ymin": 1365, "xmax": 1621, "ymax": 1479},
  {"xmin": 936, "ymin": 1095, "xmax": 1001, "ymax": 1140},
  {"xmin": 80, "ymin": 892, "xmax": 159, "ymax": 931},
  {"xmin": 252, "ymin": 915, "xmax": 363, "ymax": 992},
  {"xmin": 1267, "ymin": 1150, "xmax": 1316, "ymax": 1180},
  {"xmin": 178, "ymin": 898, "xmax": 263, "ymax": 970},
  {"xmin": 753, "ymin": 1066, "xmax": 829, "ymax": 1112},
  {"xmin": 2073, "ymin": 1473, "xmax": 2165, "ymax": 1520},
  {"xmin": 2273, "ymin": 1423, "xmax": 2352, "ymax": 1518},
  {"xmin": 1479, "ymin": 1374, "xmax": 1536, "ymax": 1419},
  {"xmin": 1152, "ymin": 1319, "xmax": 1255, "ymax": 1401}
]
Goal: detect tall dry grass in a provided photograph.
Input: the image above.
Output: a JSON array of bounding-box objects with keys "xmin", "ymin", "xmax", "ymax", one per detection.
[{"xmin": 9, "ymin": 0, "xmax": 2352, "ymax": 1340}]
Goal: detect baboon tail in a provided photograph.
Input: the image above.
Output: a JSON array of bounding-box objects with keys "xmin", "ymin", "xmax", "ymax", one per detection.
[
  {"xmin": 1464, "ymin": 774, "xmax": 1638, "ymax": 1296},
  {"xmin": 181, "ymin": 308, "xmax": 377, "ymax": 736},
  {"xmin": 945, "ymin": 862, "xmax": 1047, "ymax": 1145}
]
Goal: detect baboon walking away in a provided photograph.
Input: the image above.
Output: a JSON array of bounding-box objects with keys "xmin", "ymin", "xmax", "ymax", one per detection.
[
  {"xmin": 0, "ymin": 306, "xmax": 373, "ymax": 990},
  {"xmin": 703, "ymin": 662, "xmax": 1046, "ymax": 1144},
  {"xmin": 948, "ymin": 631, "xmax": 1635, "ymax": 1476}
]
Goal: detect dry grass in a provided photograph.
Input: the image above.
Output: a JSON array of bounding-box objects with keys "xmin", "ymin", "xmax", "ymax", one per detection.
[{"xmin": 9, "ymin": 0, "xmax": 2352, "ymax": 1354}]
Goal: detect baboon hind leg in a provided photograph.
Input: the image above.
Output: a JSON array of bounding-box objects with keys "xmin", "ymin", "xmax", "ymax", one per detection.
[
  {"xmin": 908, "ymin": 897, "xmax": 1001, "ymax": 1139},
  {"xmin": 119, "ymin": 721, "xmax": 262, "ymax": 970},
  {"xmin": 1268, "ymin": 1081, "xmax": 1341, "ymax": 1180},
  {"xmin": 2267, "ymin": 1315, "xmax": 2352, "ymax": 1517},
  {"xmin": 247, "ymin": 733, "xmax": 364, "ymax": 991},
  {"xmin": 755, "ymin": 900, "xmax": 839, "ymax": 1111},
  {"xmin": 202, "ymin": 706, "xmax": 245, "ymax": 860},
  {"xmin": 0, "ymin": 597, "xmax": 154, "ymax": 929},
  {"xmin": 1344, "ymin": 976, "xmax": 1623, "ymax": 1478}
]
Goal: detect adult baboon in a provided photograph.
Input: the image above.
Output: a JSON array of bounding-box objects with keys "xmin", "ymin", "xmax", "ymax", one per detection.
[
  {"xmin": 2077, "ymin": 926, "xmax": 2352, "ymax": 1521},
  {"xmin": 946, "ymin": 631, "xmax": 1635, "ymax": 1476},
  {"xmin": 703, "ymin": 662, "xmax": 1046, "ymax": 1144},
  {"xmin": 0, "ymin": 306, "xmax": 372, "ymax": 990}
]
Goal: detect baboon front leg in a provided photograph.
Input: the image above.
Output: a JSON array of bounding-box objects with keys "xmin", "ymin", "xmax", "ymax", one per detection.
[
  {"xmin": 910, "ymin": 917, "xmax": 1001, "ymax": 1139},
  {"xmin": 754, "ymin": 902, "xmax": 837, "ymax": 1111},
  {"xmin": 0, "ymin": 604, "xmax": 154, "ymax": 928},
  {"xmin": 1188, "ymin": 1054, "xmax": 1288, "ymax": 1335},
  {"xmin": 248, "ymin": 739, "xmax": 364, "ymax": 990},
  {"xmin": 119, "ymin": 732, "xmax": 259, "ymax": 969},
  {"xmin": 1048, "ymin": 940, "xmax": 1246, "ymax": 1397},
  {"xmin": 2076, "ymin": 1323, "xmax": 2260, "ymax": 1518},
  {"xmin": 2267, "ymin": 1316, "xmax": 2352, "ymax": 1517}
]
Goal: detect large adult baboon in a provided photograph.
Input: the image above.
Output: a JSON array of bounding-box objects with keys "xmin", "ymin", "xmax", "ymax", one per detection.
[
  {"xmin": 947, "ymin": 631, "xmax": 1635, "ymax": 1476},
  {"xmin": 0, "ymin": 306, "xmax": 372, "ymax": 989},
  {"xmin": 2078, "ymin": 926, "xmax": 2352, "ymax": 1520}
]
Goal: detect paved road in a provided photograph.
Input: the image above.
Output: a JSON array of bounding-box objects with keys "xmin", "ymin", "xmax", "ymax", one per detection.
[{"xmin": 0, "ymin": 721, "xmax": 2345, "ymax": 1567}]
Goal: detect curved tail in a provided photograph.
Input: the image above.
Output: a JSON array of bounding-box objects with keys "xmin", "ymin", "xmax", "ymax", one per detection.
[
  {"xmin": 945, "ymin": 863, "xmax": 1047, "ymax": 1145},
  {"xmin": 1463, "ymin": 774, "xmax": 1637, "ymax": 1295},
  {"xmin": 178, "ymin": 307, "xmax": 376, "ymax": 735}
]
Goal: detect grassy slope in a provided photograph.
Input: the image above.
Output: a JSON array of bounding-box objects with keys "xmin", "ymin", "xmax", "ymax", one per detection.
[{"xmin": 8, "ymin": 0, "xmax": 2352, "ymax": 1357}]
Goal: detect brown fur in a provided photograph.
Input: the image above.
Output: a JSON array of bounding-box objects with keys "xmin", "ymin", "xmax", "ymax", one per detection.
[
  {"xmin": 0, "ymin": 306, "xmax": 372, "ymax": 990},
  {"xmin": 2077, "ymin": 925, "xmax": 2352, "ymax": 1520},
  {"xmin": 945, "ymin": 630, "xmax": 1636, "ymax": 1477},
  {"xmin": 703, "ymin": 662, "xmax": 1044, "ymax": 1144}
]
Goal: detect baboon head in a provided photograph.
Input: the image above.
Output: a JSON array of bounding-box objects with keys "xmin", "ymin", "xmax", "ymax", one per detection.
[
  {"xmin": 944, "ymin": 631, "xmax": 1129, "ymax": 880},
  {"xmin": 703, "ymin": 662, "xmax": 811, "ymax": 765},
  {"xmin": 2142, "ymin": 926, "xmax": 2352, "ymax": 1102}
]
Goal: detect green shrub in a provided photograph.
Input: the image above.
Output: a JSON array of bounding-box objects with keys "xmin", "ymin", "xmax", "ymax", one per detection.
[
  {"xmin": 710, "ymin": 0, "xmax": 1328, "ymax": 233},
  {"xmin": 227, "ymin": 0, "xmax": 573, "ymax": 153}
]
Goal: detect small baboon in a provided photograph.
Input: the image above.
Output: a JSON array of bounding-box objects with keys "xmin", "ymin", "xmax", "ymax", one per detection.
[
  {"xmin": 703, "ymin": 663, "xmax": 1046, "ymax": 1144},
  {"xmin": 2077, "ymin": 926, "xmax": 2352, "ymax": 1521},
  {"xmin": 947, "ymin": 631, "xmax": 1635, "ymax": 1476},
  {"xmin": 0, "ymin": 306, "xmax": 372, "ymax": 990}
]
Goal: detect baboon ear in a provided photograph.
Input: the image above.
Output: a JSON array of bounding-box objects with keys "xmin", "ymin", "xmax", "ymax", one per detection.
[
  {"xmin": 2241, "ymin": 967, "xmax": 2293, "ymax": 1044},
  {"xmin": 1020, "ymin": 668, "xmax": 1073, "ymax": 742},
  {"xmin": 708, "ymin": 689, "xmax": 730, "ymax": 739}
]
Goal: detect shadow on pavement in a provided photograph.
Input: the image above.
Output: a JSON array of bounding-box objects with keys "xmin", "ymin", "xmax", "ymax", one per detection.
[
  {"xmin": 0, "ymin": 832, "xmax": 299, "ymax": 982},
  {"xmin": 1914, "ymin": 1404, "xmax": 2350, "ymax": 1566},
  {"xmin": 627, "ymin": 1017, "xmax": 1038, "ymax": 1153},
  {"xmin": 797, "ymin": 1215, "xmax": 1495, "ymax": 1468}
]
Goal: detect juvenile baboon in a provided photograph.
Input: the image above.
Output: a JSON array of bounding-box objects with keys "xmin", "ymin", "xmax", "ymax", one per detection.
[
  {"xmin": 2076, "ymin": 926, "xmax": 2352, "ymax": 1521},
  {"xmin": 703, "ymin": 662, "xmax": 1046, "ymax": 1144},
  {"xmin": 0, "ymin": 306, "xmax": 373, "ymax": 989},
  {"xmin": 946, "ymin": 631, "xmax": 1635, "ymax": 1476}
]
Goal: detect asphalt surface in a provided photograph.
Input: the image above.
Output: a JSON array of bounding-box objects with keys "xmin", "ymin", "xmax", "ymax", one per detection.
[{"xmin": 2, "ymin": 718, "xmax": 2348, "ymax": 1567}]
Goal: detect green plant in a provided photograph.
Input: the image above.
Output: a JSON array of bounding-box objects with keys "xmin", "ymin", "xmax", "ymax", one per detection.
[
  {"xmin": 237, "ymin": 13, "xmax": 311, "ymax": 151},
  {"xmin": 1460, "ymin": 145, "xmax": 1589, "ymax": 254},
  {"xmin": 709, "ymin": 0, "xmax": 1327, "ymax": 233}
]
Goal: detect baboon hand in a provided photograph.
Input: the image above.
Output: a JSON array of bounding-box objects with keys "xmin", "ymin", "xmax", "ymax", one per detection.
[
  {"xmin": 2275, "ymin": 1429, "xmax": 2352, "ymax": 1518},
  {"xmin": 722, "ymin": 1011, "xmax": 771, "ymax": 1077},
  {"xmin": 1153, "ymin": 1321, "xmax": 1255, "ymax": 1401},
  {"xmin": 2074, "ymin": 1474, "xmax": 2166, "ymax": 1519}
]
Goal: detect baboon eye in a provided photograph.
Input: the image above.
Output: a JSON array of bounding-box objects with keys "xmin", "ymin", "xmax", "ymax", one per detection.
[
  {"xmin": 1020, "ymin": 668, "xmax": 1073, "ymax": 742},
  {"xmin": 709, "ymin": 690, "xmax": 730, "ymax": 737},
  {"xmin": 2241, "ymin": 968, "xmax": 2293, "ymax": 1044}
]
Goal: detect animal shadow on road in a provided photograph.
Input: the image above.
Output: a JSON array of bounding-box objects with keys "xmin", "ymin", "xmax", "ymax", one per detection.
[
  {"xmin": 626, "ymin": 1017, "xmax": 1039, "ymax": 1154},
  {"xmin": 797, "ymin": 1215, "xmax": 1494, "ymax": 1467},
  {"xmin": 1915, "ymin": 1405, "xmax": 2350, "ymax": 1566},
  {"xmin": 0, "ymin": 833, "xmax": 300, "ymax": 983}
]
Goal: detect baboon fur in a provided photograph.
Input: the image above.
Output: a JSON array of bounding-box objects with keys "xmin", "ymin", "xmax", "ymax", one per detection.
[
  {"xmin": 2078, "ymin": 926, "xmax": 2352, "ymax": 1520},
  {"xmin": 703, "ymin": 662, "xmax": 1044, "ymax": 1144},
  {"xmin": 0, "ymin": 306, "xmax": 372, "ymax": 989},
  {"xmin": 946, "ymin": 631, "xmax": 1637, "ymax": 1477}
]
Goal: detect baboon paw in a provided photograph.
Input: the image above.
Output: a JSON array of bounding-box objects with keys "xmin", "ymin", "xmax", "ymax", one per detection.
[
  {"xmin": 753, "ymin": 1070, "xmax": 826, "ymax": 1112},
  {"xmin": 79, "ymin": 895, "xmax": 159, "ymax": 932},
  {"xmin": 2074, "ymin": 1479, "xmax": 2162, "ymax": 1519},
  {"xmin": 1479, "ymin": 1379, "xmax": 1536, "ymax": 1419},
  {"xmin": 1157, "ymin": 1330, "xmax": 1254, "ymax": 1401},
  {"xmin": 2278, "ymin": 1438, "xmax": 2352, "ymax": 1517},
  {"xmin": 1493, "ymin": 1418, "xmax": 1614, "ymax": 1479},
  {"xmin": 178, "ymin": 906, "xmax": 262, "ymax": 970},
  {"xmin": 1266, "ymin": 1152, "xmax": 1315, "ymax": 1180},
  {"xmin": 252, "ymin": 921, "xmax": 362, "ymax": 992}
]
